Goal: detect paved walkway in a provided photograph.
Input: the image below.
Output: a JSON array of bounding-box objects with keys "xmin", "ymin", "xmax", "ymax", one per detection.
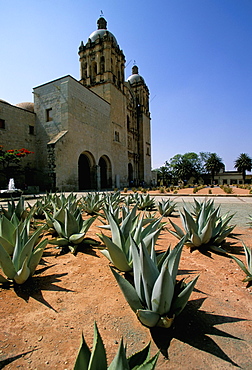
[
  {"xmin": 1, "ymin": 193, "xmax": 252, "ymax": 229},
  {"xmin": 154, "ymin": 195, "xmax": 252, "ymax": 228}
]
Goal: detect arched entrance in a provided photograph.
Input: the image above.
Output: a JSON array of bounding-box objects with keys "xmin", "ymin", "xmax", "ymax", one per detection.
[
  {"xmin": 78, "ymin": 152, "xmax": 95, "ymax": 190},
  {"xmin": 98, "ymin": 155, "xmax": 112, "ymax": 189},
  {"xmin": 128, "ymin": 163, "xmax": 133, "ymax": 187}
]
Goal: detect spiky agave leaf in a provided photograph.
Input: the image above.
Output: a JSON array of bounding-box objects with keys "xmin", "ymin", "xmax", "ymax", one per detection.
[
  {"xmin": 229, "ymin": 242, "xmax": 252, "ymax": 282},
  {"xmin": 99, "ymin": 233, "xmax": 132, "ymax": 272},
  {"xmin": 110, "ymin": 266, "xmax": 144, "ymax": 313}
]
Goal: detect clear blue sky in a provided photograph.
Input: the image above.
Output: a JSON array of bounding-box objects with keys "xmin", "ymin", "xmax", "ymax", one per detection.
[{"xmin": 1, "ymin": 0, "xmax": 252, "ymax": 171}]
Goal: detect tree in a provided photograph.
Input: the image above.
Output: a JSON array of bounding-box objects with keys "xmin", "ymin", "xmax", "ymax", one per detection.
[
  {"xmin": 234, "ymin": 153, "xmax": 252, "ymax": 183},
  {"xmin": 166, "ymin": 152, "xmax": 206, "ymax": 183},
  {"xmin": 204, "ymin": 153, "xmax": 224, "ymax": 184},
  {"xmin": 0, "ymin": 146, "xmax": 34, "ymax": 182}
]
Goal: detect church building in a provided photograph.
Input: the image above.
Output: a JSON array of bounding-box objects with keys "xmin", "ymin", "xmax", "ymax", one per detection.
[{"xmin": 0, "ymin": 17, "xmax": 152, "ymax": 191}]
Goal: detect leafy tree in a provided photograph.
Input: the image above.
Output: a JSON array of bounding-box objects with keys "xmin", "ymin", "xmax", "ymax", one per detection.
[
  {"xmin": 166, "ymin": 152, "xmax": 209, "ymax": 183},
  {"xmin": 0, "ymin": 146, "xmax": 34, "ymax": 181},
  {"xmin": 234, "ymin": 153, "xmax": 252, "ymax": 183},
  {"xmin": 204, "ymin": 153, "xmax": 224, "ymax": 184},
  {"xmin": 155, "ymin": 165, "xmax": 172, "ymax": 186}
]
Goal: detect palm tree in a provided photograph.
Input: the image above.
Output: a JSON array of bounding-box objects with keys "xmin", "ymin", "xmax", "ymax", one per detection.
[
  {"xmin": 204, "ymin": 153, "xmax": 225, "ymax": 184},
  {"xmin": 234, "ymin": 153, "xmax": 252, "ymax": 183}
]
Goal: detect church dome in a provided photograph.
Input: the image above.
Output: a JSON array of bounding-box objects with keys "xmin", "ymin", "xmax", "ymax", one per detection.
[
  {"xmin": 88, "ymin": 17, "xmax": 118, "ymax": 46},
  {"xmin": 16, "ymin": 102, "xmax": 34, "ymax": 112},
  {"xmin": 127, "ymin": 65, "xmax": 145, "ymax": 84}
]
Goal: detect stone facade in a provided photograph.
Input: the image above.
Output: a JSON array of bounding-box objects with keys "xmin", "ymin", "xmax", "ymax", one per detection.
[
  {"xmin": 0, "ymin": 100, "xmax": 36, "ymax": 187},
  {"xmin": 0, "ymin": 17, "xmax": 152, "ymax": 191}
]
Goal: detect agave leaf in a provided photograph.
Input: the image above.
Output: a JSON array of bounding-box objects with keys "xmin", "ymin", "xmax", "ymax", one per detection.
[
  {"xmin": 183, "ymin": 208, "xmax": 198, "ymax": 234},
  {"xmin": 88, "ymin": 321, "xmax": 107, "ymax": 370},
  {"xmin": 151, "ymin": 258, "xmax": 174, "ymax": 315},
  {"xmin": 48, "ymin": 237, "xmax": 69, "ymax": 246},
  {"xmin": 18, "ymin": 225, "xmax": 46, "ymax": 270},
  {"xmin": 127, "ymin": 342, "xmax": 151, "ymax": 369},
  {"xmin": 28, "ymin": 238, "xmax": 48, "ymax": 276},
  {"xmin": 167, "ymin": 239, "xmax": 185, "ymax": 284},
  {"xmin": 208, "ymin": 245, "xmax": 228, "ymax": 254},
  {"xmin": 136, "ymin": 309, "xmax": 160, "ymax": 328},
  {"xmin": 100, "ymin": 249, "xmax": 113, "ymax": 264},
  {"xmin": 243, "ymin": 242, "xmax": 252, "ymax": 272},
  {"xmin": 80, "ymin": 217, "xmax": 96, "ymax": 233},
  {"xmin": 0, "ymin": 243, "xmax": 16, "ymax": 279},
  {"xmin": 143, "ymin": 229, "xmax": 162, "ymax": 254},
  {"xmin": 168, "ymin": 219, "xmax": 185, "ymax": 239},
  {"xmin": 213, "ymin": 226, "xmax": 235, "ymax": 245},
  {"xmin": 136, "ymin": 352, "xmax": 160, "ymax": 370},
  {"xmin": 140, "ymin": 242, "xmax": 159, "ymax": 310},
  {"xmin": 53, "ymin": 219, "xmax": 65, "ymax": 238},
  {"xmin": 110, "ymin": 267, "xmax": 144, "ymax": 313},
  {"xmin": 0, "ymin": 215, "xmax": 16, "ymax": 241},
  {"xmin": 100, "ymin": 234, "xmax": 131, "ymax": 272},
  {"xmin": 170, "ymin": 275, "xmax": 199, "ymax": 317},
  {"xmin": 108, "ymin": 338, "xmax": 129, "ymax": 370},
  {"xmin": 120, "ymin": 204, "xmax": 137, "ymax": 236},
  {"xmin": 0, "ymin": 236, "xmax": 14, "ymax": 255},
  {"xmin": 54, "ymin": 207, "xmax": 65, "ymax": 224},
  {"xmin": 74, "ymin": 332, "xmax": 91, "ymax": 370},
  {"xmin": 64, "ymin": 209, "xmax": 79, "ymax": 237},
  {"xmin": 131, "ymin": 237, "xmax": 145, "ymax": 304},
  {"xmin": 14, "ymin": 256, "xmax": 30, "ymax": 284},
  {"xmin": 229, "ymin": 254, "xmax": 251, "ymax": 277},
  {"xmin": 69, "ymin": 233, "xmax": 85, "ymax": 244},
  {"xmin": 199, "ymin": 217, "xmax": 213, "ymax": 245},
  {"xmin": 0, "ymin": 273, "xmax": 9, "ymax": 283},
  {"xmin": 190, "ymin": 229, "xmax": 202, "ymax": 247},
  {"xmin": 106, "ymin": 211, "xmax": 124, "ymax": 249}
]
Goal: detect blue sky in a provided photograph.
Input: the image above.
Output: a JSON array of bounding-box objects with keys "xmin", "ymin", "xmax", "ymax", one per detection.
[{"xmin": 1, "ymin": 0, "xmax": 252, "ymax": 170}]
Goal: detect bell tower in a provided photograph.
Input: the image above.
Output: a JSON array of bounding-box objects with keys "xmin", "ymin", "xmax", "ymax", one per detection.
[{"xmin": 78, "ymin": 17, "xmax": 126, "ymax": 100}]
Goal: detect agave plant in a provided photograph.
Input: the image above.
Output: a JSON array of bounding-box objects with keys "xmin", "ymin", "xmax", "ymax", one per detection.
[
  {"xmin": 0, "ymin": 214, "xmax": 27, "ymax": 255},
  {"xmin": 169, "ymin": 200, "xmax": 235, "ymax": 252},
  {"xmin": 157, "ymin": 198, "xmax": 176, "ymax": 217},
  {"xmin": 102, "ymin": 190, "xmax": 124, "ymax": 210},
  {"xmin": 97, "ymin": 206, "xmax": 163, "ymax": 272},
  {"xmin": 74, "ymin": 322, "xmax": 159, "ymax": 370},
  {"xmin": 48, "ymin": 208, "xmax": 98, "ymax": 254},
  {"xmin": 81, "ymin": 192, "xmax": 104, "ymax": 215},
  {"xmin": 229, "ymin": 242, "xmax": 252, "ymax": 283},
  {"xmin": 0, "ymin": 221, "xmax": 48, "ymax": 284},
  {"xmin": 1, "ymin": 196, "xmax": 28, "ymax": 221},
  {"xmin": 111, "ymin": 237, "xmax": 198, "ymax": 328},
  {"xmin": 130, "ymin": 193, "xmax": 156, "ymax": 211}
]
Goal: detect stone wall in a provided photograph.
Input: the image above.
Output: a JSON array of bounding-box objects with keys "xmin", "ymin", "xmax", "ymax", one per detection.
[{"xmin": 0, "ymin": 101, "xmax": 36, "ymax": 188}]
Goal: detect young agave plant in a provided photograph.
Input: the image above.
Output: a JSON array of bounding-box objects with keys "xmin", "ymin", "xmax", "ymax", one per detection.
[
  {"xmin": 157, "ymin": 198, "xmax": 176, "ymax": 217},
  {"xmin": 169, "ymin": 201, "xmax": 235, "ymax": 252},
  {"xmin": 1, "ymin": 196, "xmax": 28, "ymax": 221},
  {"xmin": 74, "ymin": 322, "xmax": 159, "ymax": 370},
  {"xmin": 229, "ymin": 242, "xmax": 252, "ymax": 283},
  {"xmin": 97, "ymin": 206, "xmax": 163, "ymax": 272},
  {"xmin": 135, "ymin": 193, "xmax": 157, "ymax": 211},
  {"xmin": 48, "ymin": 208, "xmax": 98, "ymax": 254},
  {"xmin": 111, "ymin": 237, "xmax": 199, "ymax": 328},
  {"xmin": 0, "ymin": 214, "xmax": 27, "ymax": 255},
  {"xmin": 0, "ymin": 221, "xmax": 48, "ymax": 284},
  {"xmin": 81, "ymin": 192, "xmax": 104, "ymax": 215}
]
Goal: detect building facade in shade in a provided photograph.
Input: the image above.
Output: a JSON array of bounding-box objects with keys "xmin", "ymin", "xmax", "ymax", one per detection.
[{"xmin": 0, "ymin": 17, "xmax": 152, "ymax": 191}]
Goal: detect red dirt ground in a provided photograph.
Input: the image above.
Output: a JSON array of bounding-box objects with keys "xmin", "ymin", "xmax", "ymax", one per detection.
[{"xmin": 0, "ymin": 192, "xmax": 252, "ymax": 369}]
